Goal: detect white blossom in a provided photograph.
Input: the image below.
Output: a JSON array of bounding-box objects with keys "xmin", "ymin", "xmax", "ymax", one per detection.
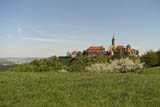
[{"xmin": 85, "ymin": 58, "xmax": 144, "ymax": 73}]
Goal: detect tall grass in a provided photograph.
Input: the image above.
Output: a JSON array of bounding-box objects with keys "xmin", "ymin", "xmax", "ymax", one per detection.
[{"xmin": 0, "ymin": 72, "xmax": 160, "ymax": 107}]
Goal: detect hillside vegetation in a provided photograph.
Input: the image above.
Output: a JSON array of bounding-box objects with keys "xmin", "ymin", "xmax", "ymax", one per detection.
[
  {"xmin": 9, "ymin": 49, "xmax": 160, "ymax": 73},
  {"xmin": 10, "ymin": 55, "xmax": 142, "ymax": 73}
]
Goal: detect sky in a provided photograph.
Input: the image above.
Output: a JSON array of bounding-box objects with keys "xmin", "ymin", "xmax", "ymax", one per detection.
[{"xmin": 0, "ymin": 0, "xmax": 160, "ymax": 57}]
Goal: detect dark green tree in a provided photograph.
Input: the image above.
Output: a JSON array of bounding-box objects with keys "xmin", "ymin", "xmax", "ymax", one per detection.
[
  {"xmin": 135, "ymin": 50, "xmax": 139, "ymax": 56},
  {"xmin": 76, "ymin": 51, "xmax": 83, "ymax": 58},
  {"xmin": 156, "ymin": 50, "xmax": 160, "ymax": 65},
  {"xmin": 141, "ymin": 50, "xmax": 159, "ymax": 67},
  {"xmin": 126, "ymin": 44, "xmax": 131, "ymax": 49},
  {"xmin": 113, "ymin": 48, "xmax": 125, "ymax": 59}
]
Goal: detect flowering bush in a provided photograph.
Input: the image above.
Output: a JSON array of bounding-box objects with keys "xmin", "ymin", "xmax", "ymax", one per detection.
[
  {"xmin": 85, "ymin": 58, "xmax": 144, "ymax": 73},
  {"xmin": 58, "ymin": 69, "xmax": 68, "ymax": 72}
]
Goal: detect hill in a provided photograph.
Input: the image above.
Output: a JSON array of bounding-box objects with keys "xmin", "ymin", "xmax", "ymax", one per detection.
[
  {"xmin": 0, "ymin": 58, "xmax": 14, "ymax": 65},
  {"xmin": 0, "ymin": 71, "xmax": 160, "ymax": 107},
  {"xmin": 0, "ymin": 58, "xmax": 41, "ymax": 65},
  {"xmin": 0, "ymin": 58, "xmax": 40, "ymax": 71}
]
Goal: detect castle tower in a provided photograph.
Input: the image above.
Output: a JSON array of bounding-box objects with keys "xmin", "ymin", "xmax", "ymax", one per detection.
[{"xmin": 112, "ymin": 35, "xmax": 116, "ymax": 48}]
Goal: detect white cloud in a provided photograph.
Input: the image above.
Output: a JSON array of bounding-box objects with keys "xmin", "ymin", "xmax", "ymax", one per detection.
[{"xmin": 22, "ymin": 37, "xmax": 72, "ymax": 43}]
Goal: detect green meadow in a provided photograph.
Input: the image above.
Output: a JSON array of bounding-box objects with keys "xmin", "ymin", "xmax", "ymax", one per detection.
[{"xmin": 0, "ymin": 69, "xmax": 160, "ymax": 107}]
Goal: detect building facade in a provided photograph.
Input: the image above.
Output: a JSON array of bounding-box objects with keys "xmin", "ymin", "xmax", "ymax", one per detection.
[{"xmin": 83, "ymin": 46, "xmax": 106, "ymax": 57}]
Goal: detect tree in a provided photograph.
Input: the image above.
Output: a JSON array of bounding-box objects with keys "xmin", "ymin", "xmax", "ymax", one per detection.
[
  {"xmin": 69, "ymin": 63, "xmax": 84, "ymax": 72},
  {"xmin": 30, "ymin": 59, "xmax": 40, "ymax": 66},
  {"xmin": 135, "ymin": 50, "xmax": 139, "ymax": 56},
  {"xmin": 126, "ymin": 44, "xmax": 131, "ymax": 49},
  {"xmin": 49, "ymin": 56, "xmax": 58, "ymax": 60},
  {"xmin": 124, "ymin": 51, "xmax": 130, "ymax": 57},
  {"xmin": 113, "ymin": 48, "xmax": 125, "ymax": 59},
  {"xmin": 156, "ymin": 50, "xmax": 160, "ymax": 65},
  {"xmin": 76, "ymin": 51, "xmax": 83, "ymax": 58},
  {"xmin": 141, "ymin": 50, "xmax": 159, "ymax": 67}
]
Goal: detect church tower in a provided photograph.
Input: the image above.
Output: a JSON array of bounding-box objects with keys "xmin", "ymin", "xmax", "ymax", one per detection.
[{"xmin": 112, "ymin": 35, "xmax": 116, "ymax": 48}]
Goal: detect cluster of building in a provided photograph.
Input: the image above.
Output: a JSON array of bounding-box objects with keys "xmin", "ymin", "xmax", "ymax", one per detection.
[{"xmin": 69, "ymin": 35, "xmax": 137, "ymax": 58}]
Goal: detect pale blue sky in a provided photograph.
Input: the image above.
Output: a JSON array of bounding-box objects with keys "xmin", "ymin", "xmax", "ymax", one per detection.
[{"xmin": 0, "ymin": 0, "xmax": 160, "ymax": 57}]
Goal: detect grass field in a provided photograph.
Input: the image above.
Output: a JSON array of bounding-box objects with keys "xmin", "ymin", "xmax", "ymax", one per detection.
[{"xmin": 0, "ymin": 71, "xmax": 160, "ymax": 107}]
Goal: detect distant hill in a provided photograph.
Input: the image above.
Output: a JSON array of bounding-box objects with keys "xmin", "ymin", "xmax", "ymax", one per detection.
[
  {"xmin": 0, "ymin": 58, "xmax": 41, "ymax": 65},
  {"xmin": 0, "ymin": 59, "xmax": 14, "ymax": 65},
  {"xmin": 0, "ymin": 58, "xmax": 41, "ymax": 71}
]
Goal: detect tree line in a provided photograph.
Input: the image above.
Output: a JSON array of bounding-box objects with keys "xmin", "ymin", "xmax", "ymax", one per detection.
[{"xmin": 9, "ymin": 49, "xmax": 160, "ymax": 72}]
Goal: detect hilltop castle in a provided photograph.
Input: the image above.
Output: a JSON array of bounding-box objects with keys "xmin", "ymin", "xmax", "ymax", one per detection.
[{"xmin": 70, "ymin": 35, "xmax": 138, "ymax": 58}]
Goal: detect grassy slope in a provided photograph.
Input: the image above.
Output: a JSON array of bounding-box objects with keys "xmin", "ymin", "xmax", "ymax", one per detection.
[
  {"xmin": 0, "ymin": 72, "xmax": 160, "ymax": 107},
  {"xmin": 137, "ymin": 66, "xmax": 160, "ymax": 74}
]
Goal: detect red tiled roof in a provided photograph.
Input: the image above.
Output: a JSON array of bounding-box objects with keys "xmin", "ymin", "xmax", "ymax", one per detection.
[
  {"xmin": 116, "ymin": 45, "xmax": 124, "ymax": 49},
  {"xmin": 87, "ymin": 46, "xmax": 104, "ymax": 50}
]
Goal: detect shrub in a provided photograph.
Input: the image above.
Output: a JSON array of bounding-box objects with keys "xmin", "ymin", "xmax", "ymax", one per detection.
[
  {"xmin": 68, "ymin": 63, "xmax": 85, "ymax": 72},
  {"xmin": 85, "ymin": 58, "xmax": 144, "ymax": 73},
  {"xmin": 58, "ymin": 69, "xmax": 68, "ymax": 72}
]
